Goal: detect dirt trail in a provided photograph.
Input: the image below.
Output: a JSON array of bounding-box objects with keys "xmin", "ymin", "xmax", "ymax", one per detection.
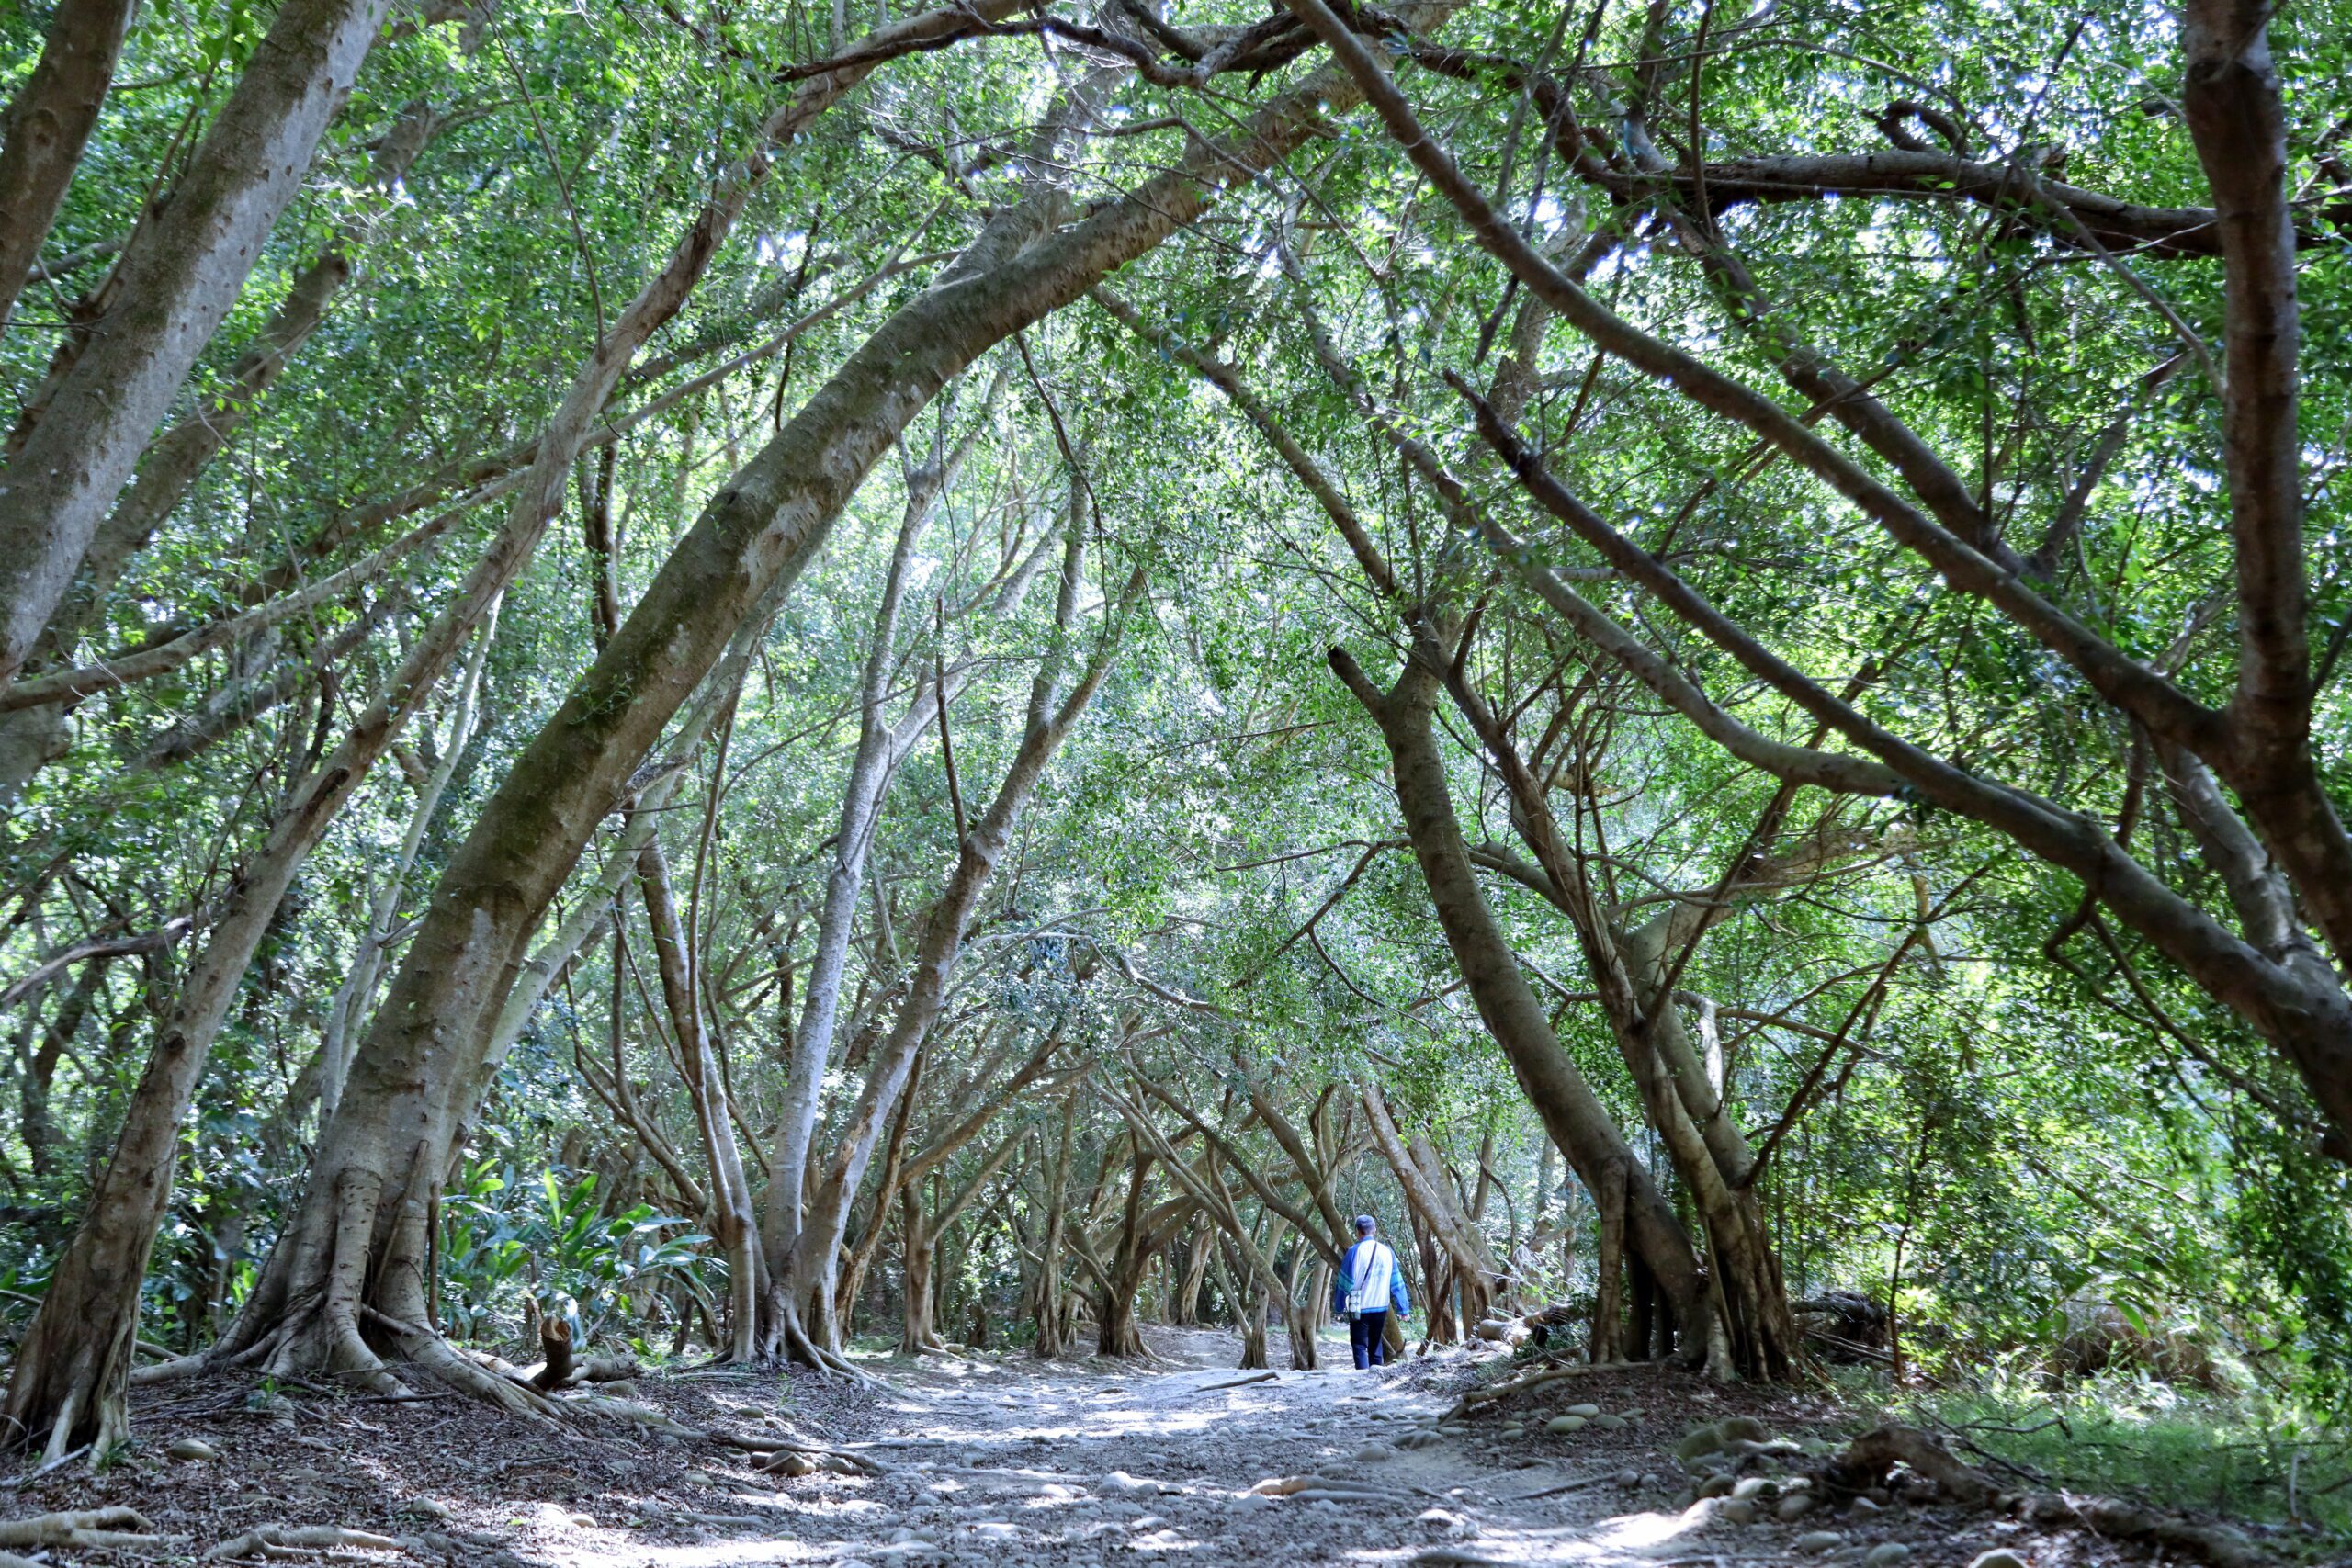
[
  {"xmin": 21, "ymin": 1327, "xmax": 2075, "ymax": 1568},
  {"xmin": 550, "ymin": 1327, "xmax": 1893, "ymax": 1568}
]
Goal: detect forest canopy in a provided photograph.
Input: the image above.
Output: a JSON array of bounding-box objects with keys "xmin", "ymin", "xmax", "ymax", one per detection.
[{"xmin": 1, "ymin": 0, "xmax": 2347, "ymax": 1505}]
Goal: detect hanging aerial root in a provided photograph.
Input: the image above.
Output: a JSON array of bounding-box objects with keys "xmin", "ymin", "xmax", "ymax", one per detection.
[
  {"xmin": 1828, "ymin": 1426, "xmax": 2265, "ymax": 1568},
  {"xmin": 0, "ymin": 1506, "xmax": 175, "ymax": 1551}
]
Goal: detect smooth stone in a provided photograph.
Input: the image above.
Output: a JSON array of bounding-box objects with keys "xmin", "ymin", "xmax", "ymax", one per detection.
[
  {"xmin": 1544, "ymin": 1415, "xmax": 1587, "ymax": 1434},
  {"xmin": 1717, "ymin": 1499, "xmax": 1759, "ymax": 1527},
  {"xmin": 168, "ymin": 1438, "xmax": 221, "ymax": 1461},
  {"xmin": 1676, "ymin": 1426, "xmax": 1725, "ymax": 1461},
  {"xmin": 1968, "ymin": 1553, "xmax": 2028, "ymax": 1568},
  {"xmin": 1591, "ymin": 1414, "xmax": 1628, "ymax": 1430},
  {"xmin": 1793, "ymin": 1532, "xmax": 1845, "ymax": 1555},
  {"xmin": 1697, "ymin": 1474, "xmax": 1736, "ymax": 1500},
  {"xmin": 1614, "ymin": 1469, "xmax": 1642, "ymax": 1488},
  {"xmin": 1732, "ymin": 1475, "xmax": 1772, "ymax": 1500},
  {"xmin": 1563, "ymin": 1404, "xmax": 1601, "ymax": 1418},
  {"xmin": 401, "ymin": 1500, "xmax": 450, "ymax": 1520},
  {"xmin": 1354, "ymin": 1444, "xmax": 1395, "ymax": 1462},
  {"xmin": 1229, "ymin": 1495, "xmax": 1274, "ymax": 1511},
  {"xmin": 1778, "ymin": 1494, "xmax": 1816, "ymax": 1521},
  {"xmin": 1865, "ymin": 1545, "xmax": 1913, "ymax": 1568},
  {"xmin": 1849, "ymin": 1495, "xmax": 1883, "ymax": 1515},
  {"xmin": 1619, "ymin": 1407, "xmax": 1645, "ymax": 1420}
]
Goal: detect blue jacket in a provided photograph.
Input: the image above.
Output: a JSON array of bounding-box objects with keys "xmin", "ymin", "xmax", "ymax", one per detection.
[{"xmin": 1330, "ymin": 1238, "xmax": 1411, "ymax": 1317}]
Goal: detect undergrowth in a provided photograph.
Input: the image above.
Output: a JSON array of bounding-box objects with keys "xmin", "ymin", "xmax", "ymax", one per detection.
[{"xmin": 1863, "ymin": 1371, "xmax": 2350, "ymax": 1545}]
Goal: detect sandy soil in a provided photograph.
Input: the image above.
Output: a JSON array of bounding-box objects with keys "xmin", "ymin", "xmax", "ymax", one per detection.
[{"xmin": 6, "ymin": 1326, "xmax": 2159, "ymax": 1568}]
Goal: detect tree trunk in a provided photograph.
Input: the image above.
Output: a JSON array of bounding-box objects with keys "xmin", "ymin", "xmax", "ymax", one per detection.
[
  {"xmin": 898, "ymin": 1186, "xmax": 938, "ymax": 1356},
  {"xmin": 213, "ymin": 25, "xmax": 1410, "ymax": 1395},
  {"xmin": 1033, "ymin": 1092, "xmax": 1076, "ymax": 1358},
  {"xmin": 1590, "ymin": 1156, "xmax": 1626, "ymax": 1362},
  {"xmin": 0, "ymin": 0, "xmax": 400, "ymax": 687},
  {"xmin": 19, "ymin": 961, "xmax": 102, "ymax": 1180},
  {"xmin": 21, "ymin": 101, "xmax": 445, "ymax": 706},
  {"xmin": 0, "ymin": 596, "xmax": 503, "ymax": 1457},
  {"xmin": 0, "ymin": 0, "xmax": 137, "ymax": 333},
  {"xmin": 637, "ymin": 840, "xmax": 761, "ymax": 1360},
  {"xmin": 1329, "ymin": 647, "xmax": 1713, "ymax": 1356}
]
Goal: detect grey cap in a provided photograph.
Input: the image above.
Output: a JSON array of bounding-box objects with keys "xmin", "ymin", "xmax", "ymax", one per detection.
[{"xmin": 1354, "ymin": 1214, "xmax": 1376, "ymax": 1234}]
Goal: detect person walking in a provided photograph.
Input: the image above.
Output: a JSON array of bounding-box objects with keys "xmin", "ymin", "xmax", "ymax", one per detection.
[{"xmin": 1331, "ymin": 1214, "xmax": 1410, "ymax": 1369}]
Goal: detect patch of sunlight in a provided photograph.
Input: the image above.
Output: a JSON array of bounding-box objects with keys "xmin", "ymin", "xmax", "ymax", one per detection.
[{"xmin": 1592, "ymin": 1503, "xmax": 1710, "ymax": 1556}]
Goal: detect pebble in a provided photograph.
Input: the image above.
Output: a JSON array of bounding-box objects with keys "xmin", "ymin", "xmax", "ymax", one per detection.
[
  {"xmin": 1563, "ymin": 1404, "xmax": 1600, "ymax": 1418},
  {"xmin": 168, "ymin": 1438, "xmax": 221, "ymax": 1461},
  {"xmin": 1591, "ymin": 1413, "xmax": 1628, "ymax": 1429},
  {"xmin": 1717, "ymin": 1499, "xmax": 1759, "ymax": 1527},
  {"xmin": 1498, "ymin": 1423, "xmax": 1526, "ymax": 1438},
  {"xmin": 401, "ymin": 1500, "xmax": 450, "ymax": 1520},
  {"xmin": 1778, "ymin": 1493, "xmax": 1816, "ymax": 1521},
  {"xmin": 1968, "ymin": 1552, "xmax": 2029, "ymax": 1568},
  {"xmin": 1864, "ymin": 1544, "xmax": 1913, "ymax": 1568},
  {"xmin": 1229, "ymin": 1494, "xmax": 1274, "ymax": 1512},
  {"xmin": 568, "ymin": 1515, "xmax": 595, "ymax": 1529},
  {"xmin": 1620, "ymin": 1407, "xmax": 1645, "ymax": 1420},
  {"xmin": 1354, "ymin": 1444, "xmax": 1395, "ymax": 1462},
  {"xmin": 1731, "ymin": 1475, "xmax": 1771, "ymax": 1500},
  {"xmin": 1849, "ymin": 1495, "xmax": 1883, "ymax": 1516},
  {"xmin": 1614, "ymin": 1469, "xmax": 1643, "ymax": 1489},
  {"xmin": 1794, "ymin": 1531, "xmax": 1846, "ymax": 1555},
  {"xmin": 1697, "ymin": 1473, "xmax": 1736, "ymax": 1499},
  {"xmin": 1544, "ymin": 1415, "xmax": 1587, "ymax": 1434}
]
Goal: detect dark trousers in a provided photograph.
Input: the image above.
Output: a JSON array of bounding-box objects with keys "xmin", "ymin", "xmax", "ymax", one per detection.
[{"xmin": 1350, "ymin": 1311, "xmax": 1389, "ymax": 1369}]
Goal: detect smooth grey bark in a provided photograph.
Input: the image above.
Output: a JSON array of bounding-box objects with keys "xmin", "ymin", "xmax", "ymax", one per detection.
[
  {"xmin": 26, "ymin": 102, "xmax": 446, "ymax": 685},
  {"xmin": 636, "ymin": 838, "xmax": 762, "ymax": 1360},
  {"xmin": 0, "ymin": 0, "xmax": 138, "ymax": 333},
  {"xmin": 786, "ymin": 536, "xmax": 1136, "ymax": 1361},
  {"xmin": 0, "ymin": 0, "xmax": 400, "ymax": 689},
  {"xmin": 318, "ymin": 594, "xmax": 497, "ymax": 1120},
  {"xmin": 217, "ymin": 32, "xmax": 1390, "ymax": 1392},
  {"xmin": 763, "ymin": 377, "xmax": 1001, "ymax": 1290}
]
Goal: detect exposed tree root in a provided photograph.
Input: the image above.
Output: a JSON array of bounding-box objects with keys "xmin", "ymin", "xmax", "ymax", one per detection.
[
  {"xmin": 360, "ymin": 1311, "xmax": 556, "ymax": 1424},
  {"xmin": 129, "ymin": 1353, "xmax": 212, "ymax": 1388},
  {"xmin": 204, "ymin": 1525, "xmax": 403, "ymax": 1561},
  {"xmin": 564, "ymin": 1394, "xmax": 700, "ymax": 1437},
  {"xmin": 0, "ymin": 1506, "xmax": 175, "ymax": 1550},
  {"xmin": 718, "ymin": 1431, "xmax": 888, "ymax": 1477},
  {"xmin": 1442, "ymin": 1359, "xmax": 1589, "ymax": 1421},
  {"xmin": 1827, "ymin": 1424, "xmax": 2000, "ymax": 1506},
  {"xmin": 1828, "ymin": 1425, "xmax": 2266, "ymax": 1568},
  {"xmin": 2015, "ymin": 1492, "xmax": 2266, "ymax": 1568},
  {"xmin": 1197, "ymin": 1371, "xmax": 1279, "ymax": 1392}
]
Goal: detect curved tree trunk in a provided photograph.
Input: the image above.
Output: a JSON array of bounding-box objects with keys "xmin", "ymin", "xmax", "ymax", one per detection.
[
  {"xmin": 1329, "ymin": 647, "xmax": 1714, "ymax": 1357},
  {"xmin": 209, "ymin": 17, "xmax": 1411, "ymax": 1397}
]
